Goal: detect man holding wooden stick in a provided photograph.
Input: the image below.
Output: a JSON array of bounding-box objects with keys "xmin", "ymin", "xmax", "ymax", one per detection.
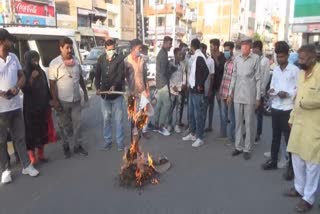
[{"xmin": 95, "ymin": 39, "xmax": 126, "ymax": 152}]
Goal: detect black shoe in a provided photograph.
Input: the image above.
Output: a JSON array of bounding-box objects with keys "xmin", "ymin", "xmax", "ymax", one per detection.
[
  {"xmin": 255, "ymin": 135, "xmax": 261, "ymax": 142},
  {"xmin": 74, "ymin": 145, "xmax": 88, "ymax": 156},
  {"xmin": 262, "ymin": 159, "xmax": 277, "ymax": 170},
  {"xmin": 63, "ymin": 146, "xmax": 71, "ymax": 159},
  {"xmin": 243, "ymin": 152, "xmax": 251, "ymax": 160},
  {"xmin": 232, "ymin": 150, "xmax": 243, "ymax": 156}
]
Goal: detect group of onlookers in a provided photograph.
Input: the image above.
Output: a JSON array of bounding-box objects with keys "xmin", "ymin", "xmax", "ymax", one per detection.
[{"xmin": 0, "ymin": 27, "xmax": 319, "ymax": 213}]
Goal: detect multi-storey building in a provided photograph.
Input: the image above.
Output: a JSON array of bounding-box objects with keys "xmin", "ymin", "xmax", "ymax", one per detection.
[
  {"xmin": 143, "ymin": 0, "xmax": 187, "ymax": 49},
  {"xmin": 55, "ymin": 0, "xmax": 136, "ymax": 49}
]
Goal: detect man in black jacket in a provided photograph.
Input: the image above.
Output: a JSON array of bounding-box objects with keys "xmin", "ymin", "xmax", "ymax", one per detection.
[
  {"xmin": 182, "ymin": 39, "xmax": 209, "ymax": 148},
  {"xmin": 206, "ymin": 39, "xmax": 226, "ymax": 133},
  {"xmin": 154, "ymin": 36, "xmax": 173, "ymax": 136},
  {"xmin": 95, "ymin": 39, "xmax": 125, "ymax": 151}
]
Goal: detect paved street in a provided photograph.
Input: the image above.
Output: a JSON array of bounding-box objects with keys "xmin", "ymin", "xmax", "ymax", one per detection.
[{"xmin": 0, "ymin": 92, "xmax": 319, "ymax": 214}]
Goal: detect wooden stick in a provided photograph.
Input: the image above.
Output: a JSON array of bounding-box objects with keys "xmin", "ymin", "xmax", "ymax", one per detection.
[{"xmin": 99, "ymin": 91, "xmax": 126, "ymax": 95}]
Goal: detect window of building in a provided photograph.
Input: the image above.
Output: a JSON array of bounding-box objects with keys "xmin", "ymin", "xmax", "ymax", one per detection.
[
  {"xmin": 248, "ymin": 17, "xmax": 255, "ymax": 30},
  {"xmin": 157, "ymin": 17, "xmax": 165, "ymax": 27},
  {"xmin": 175, "ymin": 17, "xmax": 179, "ymax": 25},
  {"xmin": 78, "ymin": 15, "xmax": 90, "ymax": 27},
  {"xmin": 108, "ymin": 19, "xmax": 115, "ymax": 27},
  {"xmin": 249, "ymin": 0, "xmax": 256, "ymax": 12}
]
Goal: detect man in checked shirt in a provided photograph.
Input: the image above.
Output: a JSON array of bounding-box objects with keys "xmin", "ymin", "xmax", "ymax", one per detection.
[{"xmin": 218, "ymin": 41, "xmax": 236, "ymax": 146}]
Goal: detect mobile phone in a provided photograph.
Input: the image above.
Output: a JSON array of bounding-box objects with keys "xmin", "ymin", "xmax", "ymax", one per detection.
[{"xmin": 5, "ymin": 90, "xmax": 15, "ymax": 100}]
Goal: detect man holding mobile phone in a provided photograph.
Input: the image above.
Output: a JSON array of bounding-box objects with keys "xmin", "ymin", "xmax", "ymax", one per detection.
[
  {"xmin": 261, "ymin": 41, "xmax": 300, "ymax": 182},
  {"xmin": 0, "ymin": 28, "xmax": 39, "ymax": 184}
]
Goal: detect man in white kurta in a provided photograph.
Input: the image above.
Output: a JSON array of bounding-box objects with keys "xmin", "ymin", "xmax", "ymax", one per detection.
[{"xmin": 285, "ymin": 45, "xmax": 320, "ymax": 213}]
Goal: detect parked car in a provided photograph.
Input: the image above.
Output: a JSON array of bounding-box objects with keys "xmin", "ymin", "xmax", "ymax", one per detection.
[
  {"xmin": 80, "ymin": 49, "xmax": 89, "ymax": 61},
  {"xmin": 82, "ymin": 46, "xmax": 105, "ymax": 89},
  {"xmin": 5, "ymin": 26, "xmax": 90, "ymax": 85}
]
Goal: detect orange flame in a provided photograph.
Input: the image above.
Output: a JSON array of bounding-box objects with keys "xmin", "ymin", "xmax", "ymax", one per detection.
[{"xmin": 147, "ymin": 153, "xmax": 155, "ymax": 169}]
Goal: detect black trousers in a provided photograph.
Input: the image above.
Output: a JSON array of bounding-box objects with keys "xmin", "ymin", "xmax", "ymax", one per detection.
[{"xmin": 271, "ymin": 108, "xmax": 292, "ymax": 164}]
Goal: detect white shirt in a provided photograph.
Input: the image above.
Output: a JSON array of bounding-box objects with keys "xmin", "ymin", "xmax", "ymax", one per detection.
[
  {"xmin": 48, "ymin": 56, "xmax": 82, "ymax": 102},
  {"xmin": 169, "ymin": 60, "xmax": 184, "ymax": 95},
  {"xmin": 259, "ymin": 56, "xmax": 271, "ymax": 97},
  {"xmin": 270, "ymin": 63, "xmax": 300, "ymax": 111},
  {"xmin": 204, "ymin": 56, "xmax": 215, "ymax": 96},
  {"xmin": 0, "ymin": 53, "xmax": 22, "ymax": 113}
]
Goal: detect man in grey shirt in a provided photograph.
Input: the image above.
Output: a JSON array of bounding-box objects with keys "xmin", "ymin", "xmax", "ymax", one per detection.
[
  {"xmin": 227, "ymin": 39, "xmax": 261, "ymax": 160},
  {"xmin": 153, "ymin": 36, "xmax": 173, "ymax": 136}
]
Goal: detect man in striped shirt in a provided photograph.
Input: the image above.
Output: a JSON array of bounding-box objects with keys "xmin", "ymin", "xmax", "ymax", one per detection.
[{"xmin": 218, "ymin": 41, "xmax": 236, "ymax": 145}]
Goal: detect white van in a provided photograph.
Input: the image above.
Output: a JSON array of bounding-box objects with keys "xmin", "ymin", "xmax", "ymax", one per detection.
[{"xmin": 3, "ymin": 27, "xmax": 90, "ymax": 82}]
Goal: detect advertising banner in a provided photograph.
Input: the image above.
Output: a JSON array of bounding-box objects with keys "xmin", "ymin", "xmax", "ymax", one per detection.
[
  {"xmin": 293, "ymin": 0, "xmax": 320, "ymax": 24},
  {"xmin": 13, "ymin": 0, "xmax": 56, "ymax": 26}
]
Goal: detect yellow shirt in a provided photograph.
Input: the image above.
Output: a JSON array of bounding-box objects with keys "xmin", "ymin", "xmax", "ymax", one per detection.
[{"xmin": 287, "ymin": 62, "xmax": 320, "ymax": 164}]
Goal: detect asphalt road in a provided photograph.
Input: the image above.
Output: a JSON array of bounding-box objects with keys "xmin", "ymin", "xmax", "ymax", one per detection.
[{"xmin": 0, "ymin": 92, "xmax": 319, "ymax": 214}]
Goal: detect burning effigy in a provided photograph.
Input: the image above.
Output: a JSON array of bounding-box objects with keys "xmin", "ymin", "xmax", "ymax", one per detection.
[{"xmin": 119, "ymin": 94, "xmax": 170, "ymax": 187}]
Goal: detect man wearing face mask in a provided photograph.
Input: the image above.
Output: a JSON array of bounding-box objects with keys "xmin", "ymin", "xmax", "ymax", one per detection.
[
  {"xmin": 218, "ymin": 41, "xmax": 236, "ymax": 145},
  {"xmin": 284, "ymin": 45, "xmax": 320, "ymax": 213},
  {"xmin": 95, "ymin": 39, "xmax": 126, "ymax": 151}
]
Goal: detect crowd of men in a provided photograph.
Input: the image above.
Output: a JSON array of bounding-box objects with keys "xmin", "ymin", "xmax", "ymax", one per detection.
[{"xmin": 0, "ymin": 27, "xmax": 319, "ymax": 213}]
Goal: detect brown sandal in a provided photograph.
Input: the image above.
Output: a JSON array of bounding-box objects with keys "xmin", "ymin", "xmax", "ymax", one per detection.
[
  {"xmin": 295, "ymin": 199, "xmax": 312, "ymax": 213},
  {"xmin": 283, "ymin": 188, "xmax": 302, "ymax": 197}
]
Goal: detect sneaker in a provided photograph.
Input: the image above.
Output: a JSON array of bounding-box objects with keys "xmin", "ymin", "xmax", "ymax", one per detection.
[
  {"xmin": 182, "ymin": 133, "xmax": 196, "ymax": 141},
  {"xmin": 167, "ymin": 126, "xmax": 173, "ymax": 133},
  {"xmin": 74, "ymin": 145, "xmax": 88, "ymax": 156},
  {"xmin": 264, "ymin": 151, "xmax": 271, "ymax": 158},
  {"xmin": 22, "ymin": 164, "xmax": 39, "ymax": 177},
  {"xmin": 174, "ymin": 125, "xmax": 181, "ymax": 133},
  {"xmin": 192, "ymin": 139, "xmax": 204, "ymax": 148},
  {"xmin": 261, "ymin": 159, "xmax": 277, "ymax": 170},
  {"xmin": 159, "ymin": 127, "xmax": 170, "ymax": 136},
  {"xmin": 278, "ymin": 158, "xmax": 288, "ymax": 169},
  {"xmin": 1, "ymin": 169, "xmax": 12, "ymax": 184},
  {"xmin": 243, "ymin": 152, "xmax": 251, "ymax": 160},
  {"xmin": 232, "ymin": 149, "xmax": 243, "ymax": 156},
  {"xmin": 99, "ymin": 143, "xmax": 112, "ymax": 151},
  {"xmin": 117, "ymin": 147, "xmax": 124, "ymax": 152},
  {"xmin": 152, "ymin": 127, "xmax": 160, "ymax": 133}
]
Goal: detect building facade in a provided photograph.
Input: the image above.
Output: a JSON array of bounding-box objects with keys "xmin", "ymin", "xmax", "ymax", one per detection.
[
  {"xmin": 55, "ymin": 0, "xmax": 136, "ymax": 49},
  {"xmin": 143, "ymin": 0, "xmax": 187, "ymax": 49}
]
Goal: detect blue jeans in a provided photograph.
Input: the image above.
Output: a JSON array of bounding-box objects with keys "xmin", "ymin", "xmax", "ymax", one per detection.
[
  {"xmin": 221, "ymin": 99, "xmax": 235, "ymax": 143},
  {"xmin": 101, "ymin": 96, "xmax": 124, "ymax": 148},
  {"xmin": 204, "ymin": 91, "xmax": 222, "ymax": 130},
  {"xmin": 189, "ymin": 92, "xmax": 205, "ymax": 140}
]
